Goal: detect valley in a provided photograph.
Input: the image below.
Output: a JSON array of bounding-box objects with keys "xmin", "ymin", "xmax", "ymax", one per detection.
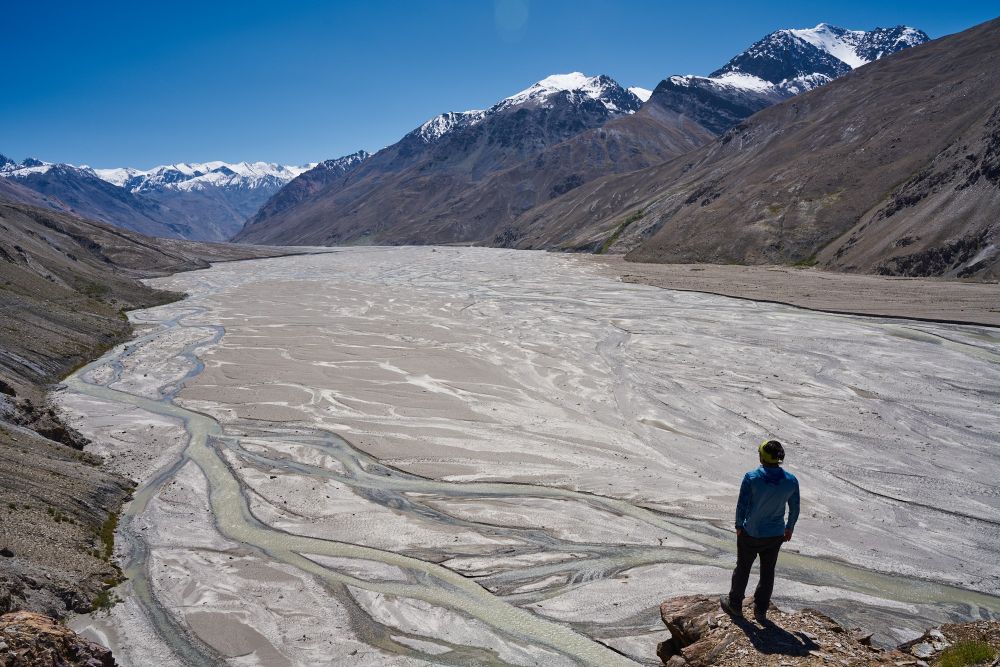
[
  {"xmin": 3, "ymin": 9, "xmax": 1000, "ymax": 666},
  {"xmin": 57, "ymin": 248, "xmax": 1000, "ymax": 666}
]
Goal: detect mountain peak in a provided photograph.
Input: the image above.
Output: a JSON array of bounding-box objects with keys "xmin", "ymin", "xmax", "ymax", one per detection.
[
  {"xmin": 709, "ymin": 22, "xmax": 929, "ymax": 92},
  {"xmin": 500, "ymin": 72, "xmax": 640, "ymax": 113},
  {"xmin": 319, "ymin": 150, "xmax": 370, "ymax": 171},
  {"xmin": 410, "ymin": 72, "xmax": 642, "ymax": 145}
]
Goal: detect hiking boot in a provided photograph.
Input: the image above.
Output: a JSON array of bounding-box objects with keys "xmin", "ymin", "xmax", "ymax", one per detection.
[
  {"xmin": 754, "ymin": 607, "xmax": 769, "ymax": 624},
  {"xmin": 719, "ymin": 595, "xmax": 743, "ymax": 617}
]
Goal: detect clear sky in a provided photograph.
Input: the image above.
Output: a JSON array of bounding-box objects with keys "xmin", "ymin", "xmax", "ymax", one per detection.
[{"xmin": 3, "ymin": 1, "xmax": 997, "ymax": 168}]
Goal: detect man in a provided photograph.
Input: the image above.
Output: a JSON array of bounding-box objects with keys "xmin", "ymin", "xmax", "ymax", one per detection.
[{"xmin": 720, "ymin": 439, "xmax": 800, "ymax": 623}]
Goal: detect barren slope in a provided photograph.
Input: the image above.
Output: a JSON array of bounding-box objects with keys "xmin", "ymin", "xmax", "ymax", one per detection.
[{"xmin": 0, "ymin": 198, "xmax": 309, "ymax": 619}]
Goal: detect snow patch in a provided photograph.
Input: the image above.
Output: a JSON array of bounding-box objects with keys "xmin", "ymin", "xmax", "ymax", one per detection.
[
  {"xmin": 499, "ymin": 72, "xmax": 629, "ymax": 113},
  {"xmin": 711, "ymin": 71, "xmax": 775, "ymax": 92},
  {"xmin": 788, "ymin": 23, "xmax": 868, "ymax": 68},
  {"xmin": 628, "ymin": 86, "xmax": 652, "ymax": 103},
  {"xmin": 416, "ymin": 110, "xmax": 487, "ymax": 143}
]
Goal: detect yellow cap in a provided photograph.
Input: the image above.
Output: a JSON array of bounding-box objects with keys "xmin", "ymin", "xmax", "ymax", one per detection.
[{"xmin": 759, "ymin": 440, "xmax": 785, "ymax": 465}]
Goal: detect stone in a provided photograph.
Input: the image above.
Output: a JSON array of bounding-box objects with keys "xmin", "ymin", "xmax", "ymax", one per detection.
[
  {"xmin": 910, "ymin": 642, "xmax": 934, "ymax": 659},
  {"xmin": 851, "ymin": 628, "xmax": 874, "ymax": 646}
]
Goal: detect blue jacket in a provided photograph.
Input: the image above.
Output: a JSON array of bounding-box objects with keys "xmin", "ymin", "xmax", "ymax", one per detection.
[{"xmin": 735, "ymin": 466, "xmax": 800, "ymax": 538}]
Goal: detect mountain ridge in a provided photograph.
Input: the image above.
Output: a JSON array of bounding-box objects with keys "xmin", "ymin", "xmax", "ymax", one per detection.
[
  {"xmin": 236, "ymin": 22, "xmax": 928, "ymax": 249},
  {"xmin": 0, "ymin": 157, "xmax": 314, "ymax": 241},
  {"xmin": 235, "ymin": 71, "xmax": 653, "ymax": 244}
]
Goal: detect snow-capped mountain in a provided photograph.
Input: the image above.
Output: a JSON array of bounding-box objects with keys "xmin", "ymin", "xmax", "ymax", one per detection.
[
  {"xmin": 237, "ymin": 72, "xmax": 652, "ymax": 244},
  {"xmin": 705, "ymin": 23, "xmax": 929, "ymax": 95},
  {"xmin": 408, "ymin": 72, "xmax": 645, "ymax": 145},
  {"xmin": 0, "ymin": 156, "xmax": 57, "ymax": 178},
  {"xmin": 646, "ymin": 23, "xmax": 929, "ymax": 135},
  {"xmin": 0, "ymin": 156, "xmax": 317, "ymax": 240},
  {"xmin": 95, "ymin": 161, "xmax": 314, "ymax": 194},
  {"xmin": 495, "ymin": 72, "xmax": 643, "ymax": 113},
  {"xmin": 0, "ymin": 157, "xmax": 199, "ymax": 238},
  {"xmin": 238, "ymin": 21, "xmax": 933, "ymax": 249}
]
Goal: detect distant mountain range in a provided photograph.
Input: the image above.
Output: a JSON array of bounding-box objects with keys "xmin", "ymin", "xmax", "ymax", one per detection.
[
  {"xmin": 0, "ymin": 157, "xmax": 313, "ymax": 240},
  {"xmin": 235, "ymin": 23, "xmax": 929, "ymax": 249},
  {"xmin": 10, "ymin": 20, "xmax": 991, "ymax": 279}
]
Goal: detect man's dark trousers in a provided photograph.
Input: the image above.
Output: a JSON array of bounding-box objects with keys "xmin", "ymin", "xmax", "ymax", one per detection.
[{"xmin": 728, "ymin": 531, "xmax": 785, "ymax": 612}]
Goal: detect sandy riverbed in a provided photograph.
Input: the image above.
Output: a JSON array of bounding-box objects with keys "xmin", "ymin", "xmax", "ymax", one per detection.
[
  {"xmin": 592, "ymin": 256, "xmax": 1000, "ymax": 327},
  {"xmin": 58, "ymin": 247, "xmax": 1000, "ymax": 666}
]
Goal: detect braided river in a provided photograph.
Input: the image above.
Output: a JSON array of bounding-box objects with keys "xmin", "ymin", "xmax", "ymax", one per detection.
[{"xmin": 59, "ymin": 247, "xmax": 1000, "ymax": 666}]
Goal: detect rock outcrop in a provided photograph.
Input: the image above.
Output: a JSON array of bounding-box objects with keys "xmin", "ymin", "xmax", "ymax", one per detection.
[
  {"xmin": 657, "ymin": 595, "xmax": 926, "ymax": 666},
  {"xmin": 0, "ymin": 611, "xmax": 114, "ymax": 666}
]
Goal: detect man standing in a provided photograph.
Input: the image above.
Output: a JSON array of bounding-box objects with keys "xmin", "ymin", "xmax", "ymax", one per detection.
[{"xmin": 720, "ymin": 439, "xmax": 800, "ymax": 623}]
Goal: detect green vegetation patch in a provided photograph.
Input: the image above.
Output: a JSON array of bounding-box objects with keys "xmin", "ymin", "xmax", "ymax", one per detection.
[
  {"xmin": 597, "ymin": 209, "xmax": 645, "ymax": 255},
  {"xmin": 78, "ymin": 280, "xmax": 111, "ymax": 299},
  {"xmin": 92, "ymin": 587, "xmax": 122, "ymax": 611},
  {"xmin": 98, "ymin": 510, "xmax": 120, "ymax": 561},
  {"xmin": 792, "ymin": 254, "xmax": 819, "ymax": 268},
  {"xmin": 937, "ymin": 640, "xmax": 996, "ymax": 667}
]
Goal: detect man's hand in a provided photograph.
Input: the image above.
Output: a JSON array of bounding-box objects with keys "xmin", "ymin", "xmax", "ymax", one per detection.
[
  {"xmin": 783, "ymin": 529, "xmax": 793, "ymax": 542},
  {"xmin": 736, "ymin": 528, "xmax": 744, "ymax": 538}
]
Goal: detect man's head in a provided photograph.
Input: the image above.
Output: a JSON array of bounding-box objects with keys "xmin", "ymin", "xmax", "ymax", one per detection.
[{"xmin": 759, "ymin": 439, "xmax": 785, "ymax": 467}]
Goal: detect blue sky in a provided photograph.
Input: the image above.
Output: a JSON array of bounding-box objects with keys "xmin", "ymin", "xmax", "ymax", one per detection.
[{"xmin": 3, "ymin": 1, "xmax": 997, "ymax": 168}]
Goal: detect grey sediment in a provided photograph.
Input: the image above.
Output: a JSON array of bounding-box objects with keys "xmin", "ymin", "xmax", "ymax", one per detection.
[{"xmin": 59, "ymin": 248, "xmax": 1000, "ymax": 665}]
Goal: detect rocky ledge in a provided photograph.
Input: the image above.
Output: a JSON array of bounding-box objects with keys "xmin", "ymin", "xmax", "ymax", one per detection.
[
  {"xmin": 657, "ymin": 595, "xmax": 1000, "ymax": 666},
  {"xmin": 0, "ymin": 611, "xmax": 114, "ymax": 666}
]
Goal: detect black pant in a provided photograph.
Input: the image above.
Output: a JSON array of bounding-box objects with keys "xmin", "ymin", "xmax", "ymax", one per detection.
[{"xmin": 728, "ymin": 531, "xmax": 784, "ymax": 612}]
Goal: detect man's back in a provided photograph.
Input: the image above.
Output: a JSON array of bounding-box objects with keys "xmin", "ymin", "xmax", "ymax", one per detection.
[{"xmin": 735, "ymin": 466, "xmax": 799, "ymax": 539}]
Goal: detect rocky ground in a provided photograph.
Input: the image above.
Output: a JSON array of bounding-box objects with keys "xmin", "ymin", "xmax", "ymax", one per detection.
[
  {"xmin": 657, "ymin": 595, "xmax": 1000, "ymax": 666},
  {"xmin": 0, "ymin": 423, "xmax": 132, "ymax": 617},
  {"xmin": 0, "ymin": 610, "xmax": 115, "ymax": 666}
]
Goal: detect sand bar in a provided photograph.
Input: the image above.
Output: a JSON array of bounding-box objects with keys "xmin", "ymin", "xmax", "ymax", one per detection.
[{"xmin": 591, "ymin": 256, "xmax": 1000, "ymax": 327}]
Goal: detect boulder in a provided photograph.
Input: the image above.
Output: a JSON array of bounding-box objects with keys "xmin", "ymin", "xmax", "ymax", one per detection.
[{"xmin": 0, "ymin": 611, "xmax": 115, "ymax": 666}]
